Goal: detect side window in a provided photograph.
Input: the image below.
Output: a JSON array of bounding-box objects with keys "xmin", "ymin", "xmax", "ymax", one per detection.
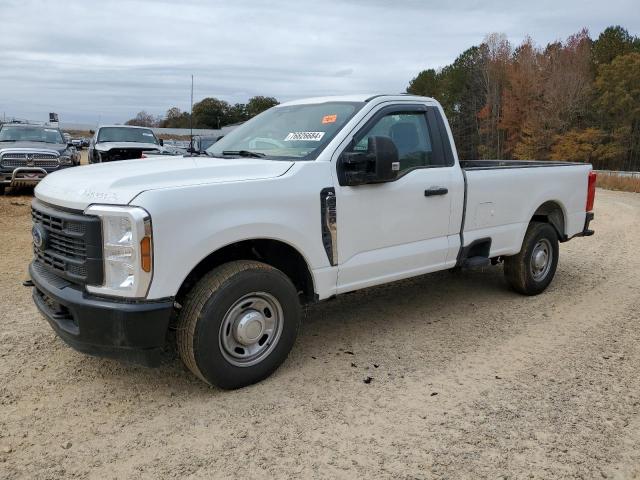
[{"xmin": 352, "ymin": 112, "xmax": 438, "ymax": 174}]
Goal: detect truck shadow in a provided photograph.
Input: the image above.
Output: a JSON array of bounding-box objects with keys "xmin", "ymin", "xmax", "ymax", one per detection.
[
  {"xmin": 3, "ymin": 186, "xmax": 35, "ymax": 197},
  {"xmin": 297, "ymin": 266, "xmax": 511, "ymax": 353}
]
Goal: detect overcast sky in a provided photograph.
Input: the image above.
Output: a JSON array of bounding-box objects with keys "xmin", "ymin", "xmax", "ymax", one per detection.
[{"xmin": 1, "ymin": 0, "xmax": 638, "ymax": 125}]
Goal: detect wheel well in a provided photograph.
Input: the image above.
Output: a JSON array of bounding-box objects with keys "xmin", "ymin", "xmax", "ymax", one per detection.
[
  {"xmin": 176, "ymin": 239, "xmax": 316, "ymax": 305},
  {"xmin": 531, "ymin": 201, "xmax": 566, "ymax": 240}
]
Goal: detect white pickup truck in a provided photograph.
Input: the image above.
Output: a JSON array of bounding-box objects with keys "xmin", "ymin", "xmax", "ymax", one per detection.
[{"xmin": 29, "ymin": 94, "xmax": 596, "ymax": 389}]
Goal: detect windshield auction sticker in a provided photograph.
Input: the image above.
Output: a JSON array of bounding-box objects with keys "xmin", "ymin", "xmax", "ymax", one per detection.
[
  {"xmin": 284, "ymin": 132, "xmax": 326, "ymax": 141},
  {"xmin": 322, "ymin": 114, "xmax": 337, "ymax": 124}
]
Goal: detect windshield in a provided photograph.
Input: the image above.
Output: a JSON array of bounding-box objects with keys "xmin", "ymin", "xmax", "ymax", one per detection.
[
  {"xmin": 0, "ymin": 125, "xmax": 64, "ymax": 143},
  {"xmin": 200, "ymin": 138, "xmax": 217, "ymax": 150},
  {"xmin": 97, "ymin": 127, "xmax": 158, "ymax": 144},
  {"xmin": 207, "ymin": 101, "xmax": 364, "ymax": 160}
]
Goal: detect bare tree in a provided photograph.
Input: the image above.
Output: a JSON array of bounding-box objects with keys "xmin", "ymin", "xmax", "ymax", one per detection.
[
  {"xmin": 125, "ymin": 111, "xmax": 161, "ymax": 127},
  {"xmin": 479, "ymin": 33, "xmax": 511, "ymax": 158}
]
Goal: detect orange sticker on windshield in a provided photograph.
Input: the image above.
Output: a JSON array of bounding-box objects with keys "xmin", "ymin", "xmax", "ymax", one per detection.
[{"xmin": 322, "ymin": 114, "xmax": 337, "ymax": 124}]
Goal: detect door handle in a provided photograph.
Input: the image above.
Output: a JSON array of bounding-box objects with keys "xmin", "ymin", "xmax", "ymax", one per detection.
[{"xmin": 424, "ymin": 186, "xmax": 448, "ymax": 197}]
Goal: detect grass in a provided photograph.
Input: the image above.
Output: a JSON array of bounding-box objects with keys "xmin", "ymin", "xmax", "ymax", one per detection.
[{"xmin": 596, "ymin": 174, "xmax": 640, "ymax": 193}]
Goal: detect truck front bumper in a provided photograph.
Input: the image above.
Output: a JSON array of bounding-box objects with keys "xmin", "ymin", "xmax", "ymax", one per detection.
[
  {"xmin": 1, "ymin": 168, "xmax": 49, "ymax": 187},
  {"xmin": 29, "ymin": 261, "xmax": 174, "ymax": 367}
]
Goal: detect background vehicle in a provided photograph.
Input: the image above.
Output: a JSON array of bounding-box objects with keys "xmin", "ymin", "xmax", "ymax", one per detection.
[
  {"xmin": 0, "ymin": 122, "xmax": 78, "ymax": 194},
  {"xmin": 71, "ymin": 138, "xmax": 83, "ymax": 150},
  {"xmin": 188, "ymin": 135, "xmax": 222, "ymax": 154},
  {"xmin": 29, "ymin": 94, "xmax": 596, "ymax": 389},
  {"xmin": 88, "ymin": 125, "xmax": 167, "ymax": 163},
  {"xmin": 161, "ymin": 139, "xmax": 190, "ymax": 156}
]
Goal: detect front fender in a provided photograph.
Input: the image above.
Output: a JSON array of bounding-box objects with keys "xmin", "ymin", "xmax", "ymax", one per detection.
[{"xmin": 133, "ymin": 162, "xmax": 335, "ymax": 300}]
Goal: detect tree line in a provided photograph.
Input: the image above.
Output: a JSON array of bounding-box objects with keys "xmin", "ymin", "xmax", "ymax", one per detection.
[
  {"xmin": 125, "ymin": 95, "xmax": 279, "ymax": 130},
  {"xmin": 407, "ymin": 26, "xmax": 640, "ymax": 171}
]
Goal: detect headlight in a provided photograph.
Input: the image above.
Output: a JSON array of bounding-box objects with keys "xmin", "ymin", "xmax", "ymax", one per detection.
[
  {"xmin": 84, "ymin": 205, "xmax": 153, "ymax": 298},
  {"xmin": 59, "ymin": 154, "xmax": 73, "ymax": 165}
]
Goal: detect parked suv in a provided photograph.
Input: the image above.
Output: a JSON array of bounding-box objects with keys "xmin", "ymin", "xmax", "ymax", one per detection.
[{"xmin": 0, "ymin": 123, "xmax": 78, "ymax": 194}]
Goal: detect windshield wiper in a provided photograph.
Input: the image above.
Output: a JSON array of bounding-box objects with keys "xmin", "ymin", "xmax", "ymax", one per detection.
[{"xmin": 222, "ymin": 150, "xmax": 266, "ymax": 158}]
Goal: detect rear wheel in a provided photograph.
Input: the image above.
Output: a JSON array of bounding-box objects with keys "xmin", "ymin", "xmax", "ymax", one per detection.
[
  {"xmin": 176, "ymin": 260, "xmax": 301, "ymax": 389},
  {"xmin": 504, "ymin": 222, "xmax": 559, "ymax": 295}
]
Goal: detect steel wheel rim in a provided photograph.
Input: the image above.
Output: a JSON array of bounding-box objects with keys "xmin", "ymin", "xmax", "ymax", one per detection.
[
  {"xmin": 530, "ymin": 238, "xmax": 553, "ymax": 281},
  {"xmin": 219, "ymin": 292, "xmax": 284, "ymax": 367}
]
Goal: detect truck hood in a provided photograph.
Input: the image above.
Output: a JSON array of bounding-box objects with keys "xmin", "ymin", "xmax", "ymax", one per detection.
[
  {"xmin": 0, "ymin": 142, "xmax": 69, "ymax": 155},
  {"xmin": 94, "ymin": 142, "xmax": 162, "ymax": 151},
  {"xmin": 35, "ymin": 156, "xmax": 294, "ymax": 210}
]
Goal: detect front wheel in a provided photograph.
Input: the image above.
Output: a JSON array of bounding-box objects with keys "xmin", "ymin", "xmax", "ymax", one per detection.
[
  {"xmin": 176, "ymin": 260, "xmax": 301, "ymax": 389},
  {"xmin": 504, "ymin": 222, "xmax": 559, "ymax": 295}
]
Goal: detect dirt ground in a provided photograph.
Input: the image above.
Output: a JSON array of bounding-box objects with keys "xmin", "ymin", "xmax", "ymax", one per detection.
[{"xmin": 1, "ymin": 188, "xmax": 639, "ymax": 479}]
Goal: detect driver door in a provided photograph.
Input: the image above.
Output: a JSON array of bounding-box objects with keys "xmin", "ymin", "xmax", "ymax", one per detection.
[{"xmin": 334, "ymin": 104, "xmax": 456, "ymax": 293}]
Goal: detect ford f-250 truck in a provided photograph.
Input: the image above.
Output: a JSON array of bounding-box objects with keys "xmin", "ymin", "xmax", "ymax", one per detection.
[{"xmin": 28, "ymin": 94, "xmax": 596, "ymax": 389}]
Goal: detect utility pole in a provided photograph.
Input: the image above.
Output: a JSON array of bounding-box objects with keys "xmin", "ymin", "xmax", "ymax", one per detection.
[{"xmin": 190, "ymin": 75, "xmax": 194, "ymax": 155}]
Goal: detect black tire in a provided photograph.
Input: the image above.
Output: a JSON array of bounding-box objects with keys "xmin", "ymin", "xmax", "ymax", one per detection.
[
  {"xmin": 0, "ymin": 184, "xmax": 4, "ymax": 196},
  {"xmin": 176, "ymin": 260, "xmax": 301, "ymax": 389},
  {"xmin": 504, "ymin": 222, "xmax": 559, "ymax": 296}
]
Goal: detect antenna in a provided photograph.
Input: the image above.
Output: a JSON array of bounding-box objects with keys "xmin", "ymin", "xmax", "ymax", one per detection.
[{"xmin": 190, "ymin": 74, "xmax": 194, "ymax": 156}]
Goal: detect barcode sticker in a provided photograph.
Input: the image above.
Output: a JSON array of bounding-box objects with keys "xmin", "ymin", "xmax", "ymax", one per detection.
[{"xmin": 284, "ymin": 131, "xmax": 325, "ymax": 142}]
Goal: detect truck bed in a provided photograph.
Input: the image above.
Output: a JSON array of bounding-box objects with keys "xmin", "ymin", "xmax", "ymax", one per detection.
[{"xmin": 460, "ymin": 161, "xmax": 592, "ymax": 260}]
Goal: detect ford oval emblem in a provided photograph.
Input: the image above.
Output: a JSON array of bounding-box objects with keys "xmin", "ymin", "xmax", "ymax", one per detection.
[{"xmin": 32, "ymin": 224, "xmax": 45, "ymax": 249}]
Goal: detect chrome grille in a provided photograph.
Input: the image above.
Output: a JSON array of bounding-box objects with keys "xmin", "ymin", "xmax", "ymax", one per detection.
[
  {"xmin": 3, "ymin": 152, "xmax": 58, "ymax": 160},
  {"xmin": 1, "ymin": 154, "xmax": 60, "ymax": 168}
]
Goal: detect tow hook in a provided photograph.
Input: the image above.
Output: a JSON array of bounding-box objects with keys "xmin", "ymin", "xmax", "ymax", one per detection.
[{"xmin": 22, "ymin": 279, "xmax": 34, "ymax": 287}]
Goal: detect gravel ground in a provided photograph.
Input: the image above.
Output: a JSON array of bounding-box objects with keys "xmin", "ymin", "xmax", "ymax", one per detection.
[{"xmin": 1, "ymin": 188, "xmax": 639, "ymax": 479}]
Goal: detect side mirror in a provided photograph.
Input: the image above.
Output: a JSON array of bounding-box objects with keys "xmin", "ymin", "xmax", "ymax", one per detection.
[
  {"xmin": 339, "ymin": 136, "xmax": 399, "ymax": 186},
  {"xmin": 368, "ymin": 136, "xmax": 399, "ymax": 182},
  {"xmin": 158, "ymin": 139, "xmax": 164, "ymax": 146}
]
